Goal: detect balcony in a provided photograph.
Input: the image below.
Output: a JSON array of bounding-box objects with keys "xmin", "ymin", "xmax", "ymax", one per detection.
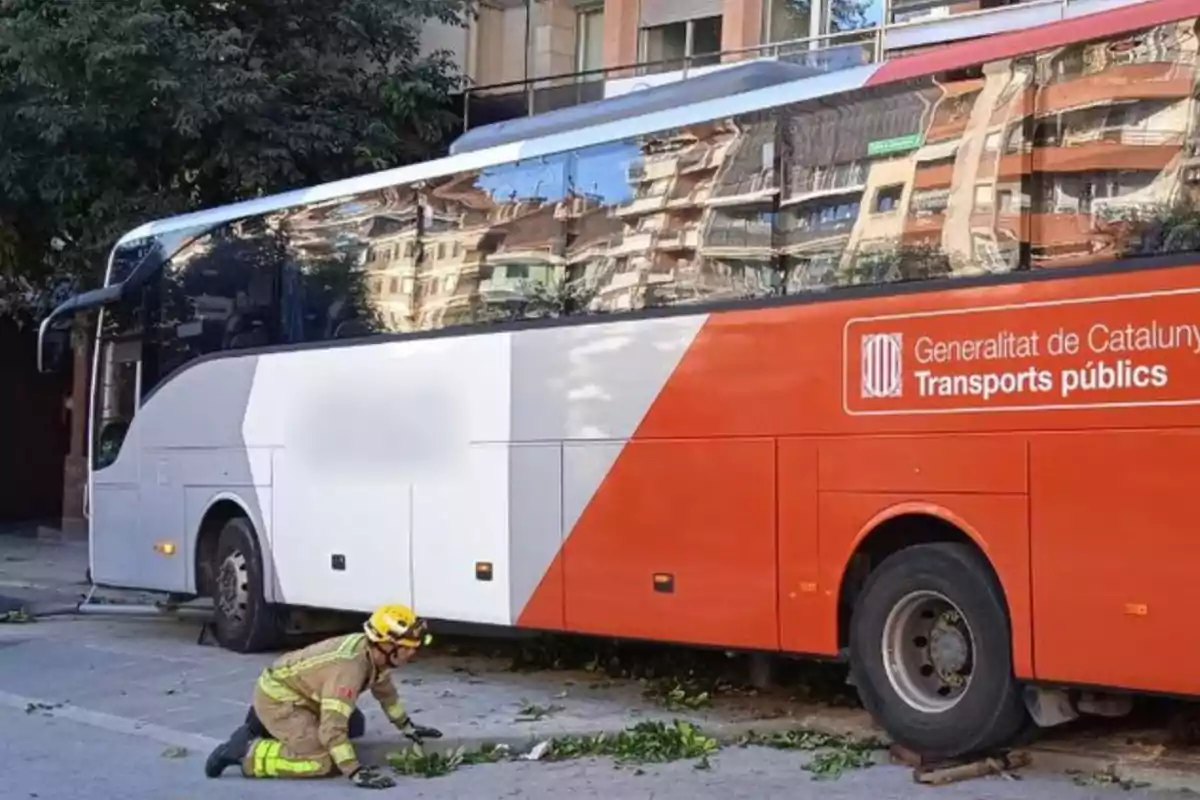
[
  {"xmin": 904, "ymin": 213, "xmax": 948, "ymax": 242},
  {"xmin": 658, "ymin": 228, "xmax": 703, "ymax": 250},
  {"xmin": 1035, "ymin": 139, "xmax": 1181, "ymax": 172},
  {"xmin": 460, "ymin": 0, "xmax": 1150, "ymax": 132},
  {"xmin": 782, "ymin": 218, "xmax": 858, "ymax": 247},
  {"xmin": 1038, "ymin": 61, "xmax": 1197, "ymax": 115}
]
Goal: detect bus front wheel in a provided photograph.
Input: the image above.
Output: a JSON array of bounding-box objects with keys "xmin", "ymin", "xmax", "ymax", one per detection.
[
  {"xmin": 210, "ymin": 516, "xmax": 281, "ymax": 653},
  {"xmin": 848, "ymin": 542, "xmax": 1028, "ymax": 759}
]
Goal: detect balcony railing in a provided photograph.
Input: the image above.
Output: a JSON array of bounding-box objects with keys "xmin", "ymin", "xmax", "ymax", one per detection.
[{"xmin": 459, "ymin": 0, "xmax": 1147, "ymax": 132}]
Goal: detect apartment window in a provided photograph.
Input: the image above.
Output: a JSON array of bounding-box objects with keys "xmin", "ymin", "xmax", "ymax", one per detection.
[
  {"xmin": 762, "ymin": 0, "xmax": 811, "ymax": 44},
  {"xmin": 973, "ymin": 184, "xmax": 994, "ymax": 211},
  {"xmin": 641, "ymin": 16, "xmax": 722, "ymax": 70},
  {"xmin": 874, "ymin": 185, "xmax": 904, "ymax": 213},
  {"xmin": 576, "ymin": 7, "xmax": 605, "ymax": 76}
]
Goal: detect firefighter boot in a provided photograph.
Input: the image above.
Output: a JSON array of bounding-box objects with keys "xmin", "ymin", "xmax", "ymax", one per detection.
[{"xmin": 205, "ymin": 723, "xmax": 252, "ymax": 778}]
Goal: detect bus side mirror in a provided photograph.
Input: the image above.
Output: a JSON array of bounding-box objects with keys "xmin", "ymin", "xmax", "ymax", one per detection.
[
  {"xmin": 37, "ymin": 314, "xmax": 74, "ymax": 375},
  {"xmin": 37, "ymin": 282, "xmax": 123, "ymax": 374}
]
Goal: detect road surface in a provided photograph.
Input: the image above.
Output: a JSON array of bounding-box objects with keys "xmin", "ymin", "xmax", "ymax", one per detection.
[{"xmin": 0, "ymin": 613, "xmax": 1183, "ymax": 800}]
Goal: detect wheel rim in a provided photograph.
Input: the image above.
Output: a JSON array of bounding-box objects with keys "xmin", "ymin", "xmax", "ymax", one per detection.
[
  {"xmin": 881, "ymin": 590, "xmax": 975, "ymax": 714},
  {"xmin": 216, "ymin": 549, "xmax": 250, "ymax": 625}
]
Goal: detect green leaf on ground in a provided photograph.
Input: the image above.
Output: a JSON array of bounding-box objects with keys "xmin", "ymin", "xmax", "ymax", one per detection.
[
  {"xmin": 645, "ymin": 681, "xmax": 711, "ymax": 711},
  {"xmin": 547, "ymin": 720, "xmax": 719, "ymax": 766},
  {"xmin": 738, "ymin": 728, "xmax": 882, "ymax": 781},
  {"xmin": 385, "ymin": 743, "xmax": 508, "ymax": 778},
  {"xmin": 804, "ymin": 746, "xmax": 875, "ymax": 780}
]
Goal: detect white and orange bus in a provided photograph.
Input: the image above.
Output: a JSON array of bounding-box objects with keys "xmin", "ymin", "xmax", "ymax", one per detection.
[{"xmin": 38, "ymin": 0, "xmax": 1200, "ymax": 759}]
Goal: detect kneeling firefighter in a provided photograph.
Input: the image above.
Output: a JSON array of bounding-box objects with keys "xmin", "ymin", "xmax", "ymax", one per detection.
[{"xmin": 205, "ymin": 604, "xmax": 443, "ymax": 789}]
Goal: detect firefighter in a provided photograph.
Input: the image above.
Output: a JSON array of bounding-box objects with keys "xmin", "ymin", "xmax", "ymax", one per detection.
[{"xmin": 204, "ymin": 603, "xmax": 443, "ymax": 789}]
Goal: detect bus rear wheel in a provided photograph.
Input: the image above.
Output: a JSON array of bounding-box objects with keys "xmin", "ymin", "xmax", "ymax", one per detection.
[
  {"xmin": 210, "ymin": 516, "xmax": 281, "ymax": 653},
  {"xmin": 848, "ymin": 542, "xmax": 1028, "ymax": 759}
]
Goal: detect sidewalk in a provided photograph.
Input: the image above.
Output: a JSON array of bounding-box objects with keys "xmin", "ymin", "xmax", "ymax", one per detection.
[{"xmin": 0, "ymin": 529, "xmax": 156, "ymax": 613}]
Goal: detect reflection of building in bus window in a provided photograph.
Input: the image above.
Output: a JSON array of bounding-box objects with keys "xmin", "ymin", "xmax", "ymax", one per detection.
[
  {"xmin": 279, "ymin": 189, "xmax": 405, "ymax": 341},
  {"xmin": 697, "ymin": 112, "xmax": 780, "ymax": 301},
  {"xmin": 567, "ymin": 115, "xmax": 778, "ymax": 312},
  {"xmin": 775, "ymin": 54, "xmax": 1046, "ymax": 287},
  {"xmin": 1030, "ymin": 19, "xmax": 1200, "ymax": 268}
]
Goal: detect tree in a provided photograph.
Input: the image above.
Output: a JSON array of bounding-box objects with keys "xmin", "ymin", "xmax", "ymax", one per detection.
[{"xmin": 0, "ymin": 0, "xmax": 471, "ymax": 318}]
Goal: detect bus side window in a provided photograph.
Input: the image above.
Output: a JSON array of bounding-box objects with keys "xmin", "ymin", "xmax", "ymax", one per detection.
[
  {"xmin": 147, "ymin": 223, "xmax": 283, "ymax": 392},
  {"xmin": 279, "ymin": 189, "xmax": 415, "ymax": 341},
  {"xmin": 93, "ymin": 306, "xmax": 142, "ymax": 470}
]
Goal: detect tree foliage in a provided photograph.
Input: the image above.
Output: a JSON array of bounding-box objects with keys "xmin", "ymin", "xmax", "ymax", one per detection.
[{"xmin": 0, "ymin": 0, "xmax": 471, "ymax": 316}]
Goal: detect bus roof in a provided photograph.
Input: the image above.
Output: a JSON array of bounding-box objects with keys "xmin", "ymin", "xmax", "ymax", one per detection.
[
  {"xmin": 448, "ymin": 60, "xmax": 826, "ymax": 156},
  {"xmin": 112, "ymin": 0, "xmax": 1194, "ymax": 253}
]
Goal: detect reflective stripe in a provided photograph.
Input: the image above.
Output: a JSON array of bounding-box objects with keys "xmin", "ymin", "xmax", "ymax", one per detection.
[
  {"xmin": 263, "ymin": 741, "xmax": 283, "ymax": 776},
  {"xmin": 257, "ymin": 671, "xmax": 304, "ymax": 703},
  {"xmin": 321, "ymin": 697, "xmax": 355, "ymax": 718},
  {"xmin": 246, "ymin": 739, "xmax": 325, "ymax": 778},
  {"xmin": 330, "ymin": 742, "xmax": 356, "ymax": 766},
  {"xmin": 251, "ymin": 739, "xmax": 269, "ymax": 777},
  {"xmin": 383, "ymin": 702, "xmax": 406, "ymax": 722},
  {"xmin": 273, "ymin": 634, "xmax": 365, "ymax": 680}
]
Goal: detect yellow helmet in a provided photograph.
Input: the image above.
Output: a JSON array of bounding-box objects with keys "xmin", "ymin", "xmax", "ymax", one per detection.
[{"xmin": 364, "ymin": 604, "xmax": 431, "ymax": 648}]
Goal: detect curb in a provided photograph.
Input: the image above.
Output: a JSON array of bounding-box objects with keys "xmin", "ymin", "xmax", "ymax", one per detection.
[
  {"xmin": 1022, "ymin": 745, "xmax": 1200, "ymax": 792},
  {"xmin": 353, "ymin": 716, "xmax": 1200, "ymax": 791}
]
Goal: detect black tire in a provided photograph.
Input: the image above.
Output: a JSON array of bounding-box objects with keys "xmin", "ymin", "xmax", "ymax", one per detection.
[
  {"xmin": 211, "ymin": 516, "xmax": 282, "ymax": 653},
  {"xmin": 848, "ymin": 542, "xmax": 1028, "ymax": 759}
]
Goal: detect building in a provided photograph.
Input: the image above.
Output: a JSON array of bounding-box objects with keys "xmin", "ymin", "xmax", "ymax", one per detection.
[{"xmin": 444, "ymin": 0, "xmax": 1162, "ymax": 127}]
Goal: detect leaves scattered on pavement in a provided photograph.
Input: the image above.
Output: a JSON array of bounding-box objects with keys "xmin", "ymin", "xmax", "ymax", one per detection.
[
  {"xmin": 385, "ymin": 721, "xmax": 720, "ymax": 779},
  {"xmin": 1068, "ymin": 767, "xmax": 1151, "ymax": 791},
  {"xmin": 546, "ymin": 720, "xmax": 719, "ymax": 766},
  {"xmin": 24, "ymin": 701, "xmax": 62, "ymax": 715},
  {"xmin": 386, "ymin": 743, "xmax": 508, "ymax": 778},
  {"xmin": 738, "ymin": 728, "xmax": 884, "ymax": 780},
  {"xmin": 804, "ymin": 745, "xmax": 877, "ymax": 780},
  {"xmin": 160, "ymin": 746, "xmax": 189, "ymax": 758},
  {"xmin": 646, "ymin": 680, "xmax": 711, "ymax": 711},
  {"xmin": 384, "ymin": 722, "xmax": 881, "ymax": 781},
  {"xmin": 1, "ymin": 609, "xmax": 32, "ymax": 624}
]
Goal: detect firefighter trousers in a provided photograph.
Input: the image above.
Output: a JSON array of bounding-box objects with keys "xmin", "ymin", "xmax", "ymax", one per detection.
[{"xmin": 240, "ymin": 685, "xmax": 339, "ymax": 779}]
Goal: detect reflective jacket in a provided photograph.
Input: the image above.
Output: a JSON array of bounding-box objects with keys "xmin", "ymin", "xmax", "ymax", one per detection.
[{"xmin": 255, "ymin": 632, "xmax": 406, "ymax": 775}]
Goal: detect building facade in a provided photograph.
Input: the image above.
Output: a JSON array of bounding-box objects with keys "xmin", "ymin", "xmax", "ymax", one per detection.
[{"xmin": 437, "ymin": 0, "xmax": 1161, "ymax": 121}]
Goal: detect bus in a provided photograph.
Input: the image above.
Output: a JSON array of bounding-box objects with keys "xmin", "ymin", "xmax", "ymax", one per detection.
[{"xmin": 37, "ymin": 0, "xmax": 1200, "ymax": 761}]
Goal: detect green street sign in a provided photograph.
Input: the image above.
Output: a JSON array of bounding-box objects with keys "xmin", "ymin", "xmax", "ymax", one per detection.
[{"xmin": 867, "ymin": 133, "xmax": 924, "ymax": 157}]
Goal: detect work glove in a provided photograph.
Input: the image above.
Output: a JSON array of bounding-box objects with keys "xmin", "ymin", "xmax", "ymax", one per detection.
[
  {"xmin": 397, "ymin": 716, "xmax": 442, "ymax": 744},
  {"xmin": 349, "ymin": 766, "xmax": 395, "ymax": 789}
]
